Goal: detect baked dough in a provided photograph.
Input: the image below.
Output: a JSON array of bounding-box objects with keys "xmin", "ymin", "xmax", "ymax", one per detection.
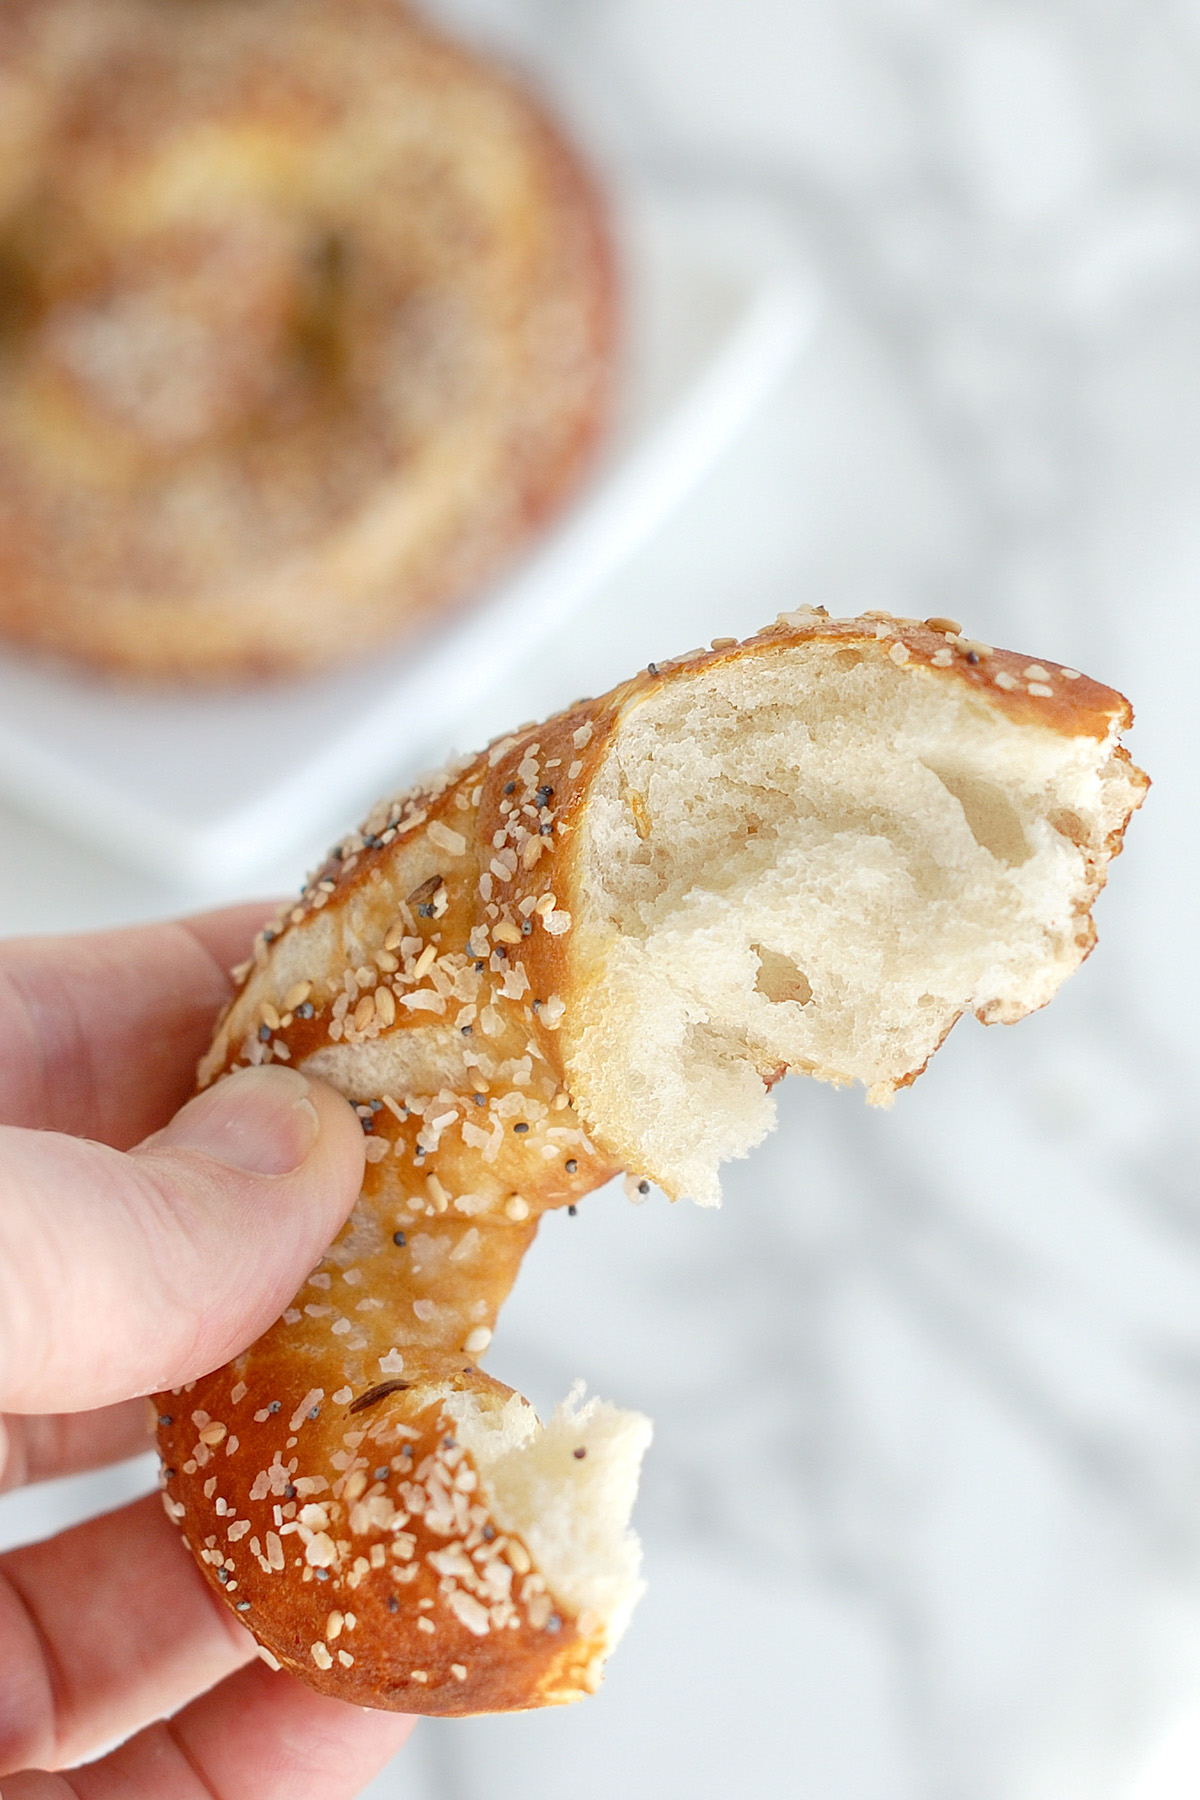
[
  {"xmin": 0, "ymin": 0, "xmax": 613, "ymax": 680},
  {"xmin": 156, "ymin": 612, "xmax": 1146, "ymax": 1711}
]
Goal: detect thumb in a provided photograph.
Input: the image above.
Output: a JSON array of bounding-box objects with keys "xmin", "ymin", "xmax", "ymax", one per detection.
[{"xmin": 0, "ymin": 1066, "xmax": 366, "ymax": 1414}]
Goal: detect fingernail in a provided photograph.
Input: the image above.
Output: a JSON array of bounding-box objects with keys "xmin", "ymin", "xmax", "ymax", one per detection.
[{"xmin": 157, "ymin": 1067, "xmax": 320, "ymax": 1176}]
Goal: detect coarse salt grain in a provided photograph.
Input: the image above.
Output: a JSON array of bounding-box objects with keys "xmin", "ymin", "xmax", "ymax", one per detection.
[{"xmin": 428, "ymin": 820, "xmax": 467, "ymax": 857}]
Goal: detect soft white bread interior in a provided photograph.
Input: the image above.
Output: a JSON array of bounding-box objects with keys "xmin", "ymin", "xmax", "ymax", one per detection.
[
  {"xmin": 565, "ymin": 634, "xmax": 1145, "ymax": 1203},
  {"xmin": 443, "ymin": 1384, "xmax": 652, "ymax": 1659}
]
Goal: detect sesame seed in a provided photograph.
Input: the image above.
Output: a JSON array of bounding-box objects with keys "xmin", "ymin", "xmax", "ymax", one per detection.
[
  {"xmin": 573, "ymin": 1447, "xmax": 587, "ymax": 1459},
  {"xmin": 565, "ymin": 1159, "xmax": 578, "ymax": 1173},
  {"xmin": 513, "ymin": 1121, "xmax": 529, "ymax": 1134},
  {"xmin": 236, "ymin": 1600, "xmax": 251, "ymax": 1612},
  {"xmin": 925, "ymin": 616, "xmax": 962, "ymax": 635},
  {"xmin": 568, "ymin": 1204, "xmax": 578, "ymax": 1216},
  {"xmin": 393, "ymin": 1231, "xmax": 407, "ymax": 1247}
]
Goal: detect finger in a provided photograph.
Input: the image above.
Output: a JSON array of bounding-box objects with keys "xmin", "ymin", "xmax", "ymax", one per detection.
[
  {"xmin": 4, "ymin": 1662, "xmax": 414, "ymax": 1800},
  {"xmin": 0, "ymin": 1493, "xmax": 253, "ymax": 1776},
  {"xmin": 0, "ymin": 1401, "xmax": 154, "ymax": 1495},
  {"xmin": 0, "ymin": 1067, "xmax": 366, "ymax": 1414},
  {"xmin": 0, "ymin": 903, "xmax": 274, "ymax": 1146}
]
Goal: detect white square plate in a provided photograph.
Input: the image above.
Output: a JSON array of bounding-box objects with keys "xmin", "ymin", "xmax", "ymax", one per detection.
[{"xmin": 0, "ymin": 185, "xmax": 818, "ymax": 890}]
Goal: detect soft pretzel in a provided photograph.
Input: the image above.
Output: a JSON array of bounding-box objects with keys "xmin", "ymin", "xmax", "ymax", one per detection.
[
  {"xmin": 156, "ymin": 611, "xmax": 1146, "ymax": 1713},
  {"xmin": 0, "ymin": 0, "xmax": 612, "ymax": 681}
]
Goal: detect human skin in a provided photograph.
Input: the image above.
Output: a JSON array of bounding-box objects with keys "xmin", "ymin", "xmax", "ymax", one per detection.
[{"xmin": 0, "ymin": 905, "xmax": 415, "ymax": 1796}]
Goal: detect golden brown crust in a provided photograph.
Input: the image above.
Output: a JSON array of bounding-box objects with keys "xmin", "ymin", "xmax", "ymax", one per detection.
[
  {"xmin": 156, "ymin": 611, "xmax": 1145, "ymax": 1713},
  {"xmin": 158, "ymin": 1373, "xmax": 605, "ymax": 1714},
  {"xmin": 0, "ymin": 0, "xmax": 614, "ymax": 682}
]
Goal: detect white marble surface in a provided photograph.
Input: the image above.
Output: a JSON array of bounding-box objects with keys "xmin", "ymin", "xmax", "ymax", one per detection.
[{"xmin": 3, "ymin": 1, "xmax": 1200, "ymax": 1796}]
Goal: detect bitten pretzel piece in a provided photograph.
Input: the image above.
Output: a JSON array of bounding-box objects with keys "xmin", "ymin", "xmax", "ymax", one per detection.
[
  {"xmin": 156, "ymin": 611, "xmax": 1146, "ymax": 1713},
  {"xmin": 0, "ymin": 0, "xmax": 612, "ymax": 680}
]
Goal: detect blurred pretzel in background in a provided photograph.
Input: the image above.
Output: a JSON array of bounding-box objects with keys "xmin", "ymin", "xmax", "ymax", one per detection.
[{"xmin": 0, "ymin": 0, "xmax": 614, "ymax": 681}]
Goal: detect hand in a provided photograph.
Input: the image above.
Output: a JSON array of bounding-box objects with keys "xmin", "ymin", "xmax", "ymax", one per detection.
[{"xmin": 0, "ymin": 908, "xmax": 416, "ymax": 1797}]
